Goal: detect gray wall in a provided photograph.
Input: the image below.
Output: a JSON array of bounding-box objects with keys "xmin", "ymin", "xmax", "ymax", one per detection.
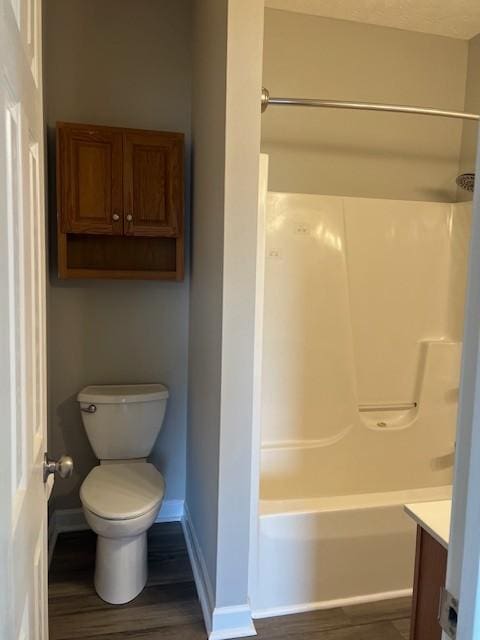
[
  {"xmin": 186, "ymin": 0, "xmax": 227, "ymax": 597},
  {"xmin": 45, "ymin": 0, "xmax": 192, "ymax": 510},
  {"xmin": 187, "ymin": 0, "xmax": 264, "ymax": 618},
  {"xmin": 262, "ymin": 9, "xmax": 469, "ymax": 202},
  {"xmin": 458, "ymin": 33, "xmax": 480, "ymax": 202}
]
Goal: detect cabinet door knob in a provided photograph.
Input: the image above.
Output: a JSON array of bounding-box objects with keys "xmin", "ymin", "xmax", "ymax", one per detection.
[
  {"xmin": 112, "ymin": 213, "xmax": 120, "ymax": 221},
  {"xmin": 126, "ymin": 214, "xmax": 133, "ymax": 222}
]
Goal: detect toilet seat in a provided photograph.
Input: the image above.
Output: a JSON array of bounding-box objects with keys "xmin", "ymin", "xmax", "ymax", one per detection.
[{"xmin": 80, "ymin": 462, "xmax": 165, "ymax": 521}]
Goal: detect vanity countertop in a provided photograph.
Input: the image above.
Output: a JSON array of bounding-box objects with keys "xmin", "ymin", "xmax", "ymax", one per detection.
[{"xmin": 404, "ymin": 500, "xmax": 451, "ymax": 550}]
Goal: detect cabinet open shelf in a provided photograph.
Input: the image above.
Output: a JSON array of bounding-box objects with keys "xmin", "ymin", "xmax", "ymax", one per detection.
[{"xmin": 59, "ymin": 233, "xmax": 183, "ymax": 280}]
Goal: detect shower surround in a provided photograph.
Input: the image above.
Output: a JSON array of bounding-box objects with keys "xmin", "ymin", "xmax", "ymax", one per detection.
[{"xmin": 251, "ymin": 189, "xmax": 471, "ymax": 617}]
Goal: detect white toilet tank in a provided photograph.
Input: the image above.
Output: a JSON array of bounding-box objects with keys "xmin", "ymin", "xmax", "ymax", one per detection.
[{"xmin": 77, "ymin": 384, "xmax": 169, "ymax": 460}]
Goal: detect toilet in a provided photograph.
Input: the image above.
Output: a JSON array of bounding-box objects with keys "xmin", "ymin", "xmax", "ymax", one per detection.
[{"xmin": 77, "ymin": 383, "xmax": 169, "ymax": 604}]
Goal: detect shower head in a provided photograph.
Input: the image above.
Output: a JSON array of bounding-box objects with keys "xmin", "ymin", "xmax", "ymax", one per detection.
[{"xmin": 456, "ymin": 173, "xmax": 475, "ymax": 192}]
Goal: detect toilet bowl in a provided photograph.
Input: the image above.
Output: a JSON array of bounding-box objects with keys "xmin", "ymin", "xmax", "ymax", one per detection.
[
  {"xmin": 81, "ymin": 462, "xmax": 165, "ymax": 604},
  {"xmin": 77, "ymin": 384, "xmax": 169, "ymax": 604}
]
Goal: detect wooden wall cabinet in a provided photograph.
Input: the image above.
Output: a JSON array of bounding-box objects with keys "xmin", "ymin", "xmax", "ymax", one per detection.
[{"xmin": 56, "ymin": 122, "xmax": 184, "ymax": 280}]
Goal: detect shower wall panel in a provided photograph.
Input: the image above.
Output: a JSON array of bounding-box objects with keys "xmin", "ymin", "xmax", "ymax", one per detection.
[
  {"xmin": 260, "ymin": 193, "xmax": 471, "ymax": 499},
  {"xmin": 261, "ymin": 194, "xmax": 357, "ymax": 447},
  {"xmin": 344, "ymin": 198, "xmax": 452, "ymax": 405}
]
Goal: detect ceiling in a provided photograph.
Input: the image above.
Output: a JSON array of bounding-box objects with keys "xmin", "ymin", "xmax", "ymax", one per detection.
[{"xmin": 265, "ymin": 0, "xmax": 480, "ymax": 40}]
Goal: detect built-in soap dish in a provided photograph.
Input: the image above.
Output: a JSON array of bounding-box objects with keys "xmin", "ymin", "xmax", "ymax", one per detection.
[{"xmin": 358, "ymin": 402, "xmax": 418, "ymax": 431}]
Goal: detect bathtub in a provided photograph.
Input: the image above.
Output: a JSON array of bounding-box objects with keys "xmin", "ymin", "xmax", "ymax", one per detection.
[
  {"xmin": 252, "ymin": 337, "xmax": 458, "ymax": 617},
  {"xmin": 252, "ymin": 340, "xmax": 458, "ymax": 617},
  {"xmin": 252, "ymin": 485, "xmax": 451, "ymax": 618}
]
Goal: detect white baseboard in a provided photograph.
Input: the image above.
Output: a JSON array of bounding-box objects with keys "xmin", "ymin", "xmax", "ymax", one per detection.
[
  {"xmin": 48, "ymin": 499, "xmax": 185, "ymax": 565},
  {"xmin": 155, "ymin": 499, "xmax": 184, "ymax": 523},
  {"xmin": 56, "ymin": 507, "xmax": 91, "ymax": 532},
  {"xmin": 182, "ymin": 503, "xmax": 256, "ymax": 640},
  {"xmin": 210, "ymin": 605, "xmax": 257, "ymax": 640},
  {"xmin": 48, "ymin": 507, "xmax": 91, "ymax": 566},
  {"xmin": 181, "ymin": 504, "xmax": 216, "ymax": 630},
  {"xmin": 251, "ymin": 587, "xmax": 413, "ymax": 619}
]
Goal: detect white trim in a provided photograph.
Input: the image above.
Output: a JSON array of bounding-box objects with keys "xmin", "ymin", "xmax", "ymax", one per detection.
[
  {"xmin": 48, "ymin": 511, "xmax": 58, "ymax": 567},
  {"xmin": 48, "ymin": 507, "xmax": 90, "ymax": 567},
  {"xmin": 48, "ymin": 499, "xmax": 185, "ymax": 565},
  {"xmin": 210, "ymin": 605, "xmax": 257, "ymax": 640},
  {"xmin": 248, "ymin": 154, "xmax": 269, "ymax": 610},
  {"xmin": 181, "ymin": 503, "xmax": 215, "ymax": 631},
  {"xmin": 154, "ymin": 499, "xmax": 185, "ymax": 523},
  {"xmin": 182, "ymin": 503, "xmax": 257, "ymax": 640},
  {"xmin": 252, "ymin": 588, "xmax": 413, "ymax": 620},
  {"xmin": 54, "ymin": 507, "xmax": 91, "ymax": 533}
]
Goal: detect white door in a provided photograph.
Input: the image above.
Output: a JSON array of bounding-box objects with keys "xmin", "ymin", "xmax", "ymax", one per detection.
[
  {"xmin": 443, "ymin": 131, "xmax": 480, "ymax": 639},
  {"xmin": 0, "ymin": 0, "xmax": 49, "ymax": 638}
]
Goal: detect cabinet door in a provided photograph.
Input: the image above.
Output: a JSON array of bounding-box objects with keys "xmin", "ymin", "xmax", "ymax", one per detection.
[
  {"xmin": 57, "ymin": 123, "xmax": 123, "ymax": 235},
  {"xmin": 123, "ymin": 131, "xmax": 183, "ymax": 237},
  {"xmin": 410, "ymin": 527, "xmax": 447, "ymax": 640}
]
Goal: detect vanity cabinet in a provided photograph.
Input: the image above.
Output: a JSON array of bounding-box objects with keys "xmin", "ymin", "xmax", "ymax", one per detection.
[
  {"xmin": 56, "ymin": 122, "xmax": 184, "ymax": 280},
  {"xmin": 410, "ymin": 526, "xmax": 447, "ymax": 640}
]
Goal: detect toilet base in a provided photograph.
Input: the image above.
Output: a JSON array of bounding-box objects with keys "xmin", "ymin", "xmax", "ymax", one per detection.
[{"xmin": 94, "ymin": 532, "xmax": 148, "ymax": 604}]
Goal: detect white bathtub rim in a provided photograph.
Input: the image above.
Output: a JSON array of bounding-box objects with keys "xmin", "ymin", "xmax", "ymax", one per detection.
[
  {"xmin": 251, "ymin": 587, "xmax": 413, "ymax": 619},
  {"xmin": 260, "ymin": 484, "xmax": 452, "ymax": 517}
]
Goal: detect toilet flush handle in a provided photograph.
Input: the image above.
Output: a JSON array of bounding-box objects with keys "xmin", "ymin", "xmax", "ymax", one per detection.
[{"xmin": 81, "ymin": 403, "xmax": 97, "ymax": 414}]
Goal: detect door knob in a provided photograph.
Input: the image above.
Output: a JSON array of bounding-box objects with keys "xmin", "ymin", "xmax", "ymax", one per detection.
[
  {"xmin": 126, "ymin": 214, "xmax": 133, "ymax": 222},
  {"xmin": 112, "ymin": 213, "xmax": 120, "ymax": 221},
  {"xmin": 43, "ymin": 453, "xmax": 74, "ymax": 482}
]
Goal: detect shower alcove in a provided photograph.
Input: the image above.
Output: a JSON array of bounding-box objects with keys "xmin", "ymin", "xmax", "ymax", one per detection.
[{"xmin": 250, "ymin": 156, "xmax": 472, "ymax": 617}]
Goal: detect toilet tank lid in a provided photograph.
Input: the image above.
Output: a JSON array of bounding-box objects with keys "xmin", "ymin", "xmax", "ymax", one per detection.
[{"xmin": 77, "ymin": 384, "xmax": 169, "ymax": 404}]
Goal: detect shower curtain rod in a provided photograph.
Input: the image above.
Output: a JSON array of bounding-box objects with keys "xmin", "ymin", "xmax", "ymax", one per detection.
[{"xmin": 261, "ymin": 87, "xmax": 480, "ymax": 122}]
